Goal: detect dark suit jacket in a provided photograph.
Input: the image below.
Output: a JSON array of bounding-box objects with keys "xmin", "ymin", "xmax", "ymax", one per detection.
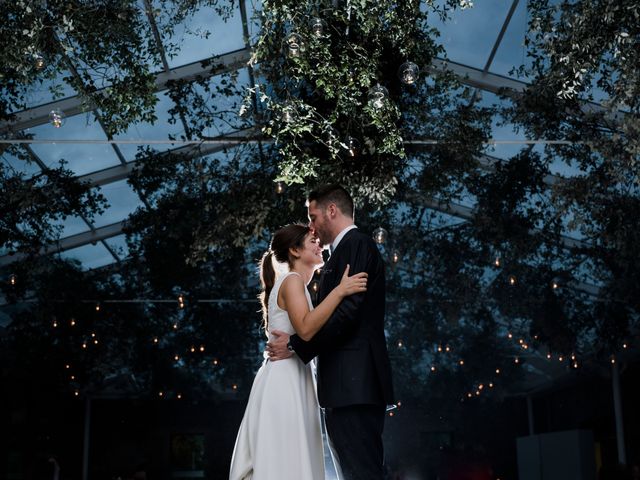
[{"xmin": 290, "ymin": 228, "xmax": 395, "ymax": 408}]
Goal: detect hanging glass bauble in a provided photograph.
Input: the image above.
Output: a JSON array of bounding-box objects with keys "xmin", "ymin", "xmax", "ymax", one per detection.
[
  {"xmin": 310, "ymin": 17, "xmax": 327, "ymax": 37},
  {"xmin": 398, "ymin": 61, "xmax": 419, "ymax": 85},
  {"xmin": 281, "ymin": 102, "xmax": 297, "ymax": 124},
  {"xmin": 373, "ymin": 227, "xmax": 388, "ymax": 244},
  {"xmin": 367, "ymin": 84, "xmax": 388, "ymax": 109},
  {"xmin": 286, "ymin": 33, "xmax": 305, "ymax": 58},
  {"xmin": 49, "ymin": 109, "xmax": 65, "ymax": 128}
]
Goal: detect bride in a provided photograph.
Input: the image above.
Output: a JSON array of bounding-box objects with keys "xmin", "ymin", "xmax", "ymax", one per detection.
[{"xmin": 229, "ymin": 223, "xmax": 368, "ymax": 480}]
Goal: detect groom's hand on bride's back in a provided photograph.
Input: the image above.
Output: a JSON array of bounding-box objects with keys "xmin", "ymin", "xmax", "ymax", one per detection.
[{"xmin": 266, "ymin": 330, "xmax": 293, "ymax": 361}]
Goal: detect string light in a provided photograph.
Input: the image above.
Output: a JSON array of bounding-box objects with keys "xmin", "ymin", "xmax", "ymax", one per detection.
[
  {"xmin": 158, "ymin": 391, "xmax": 164, "ymax": 397},
  {"xmin": 232, "ymin": 384, "xmax": 238, "ymax": 391},
  {"xmin": 392, "ymin": 251, "xmax": 400, "ymax": 263},
  {"xmin": 275, "ymin": 181, "xmax": 285, "ymax": 194},
  {"xmin": 430, "ymin": 366, "xmax": 436, "ymax": 372},
  {"xmin": 173, "ymin": 323, "xmax": 178, "ymax": 330},
  {"xmin": 311, "ymin": 280, "xmax": 319, "ymax": 293},
  {"xmin": 9, "ymin": 274, "xmax": 17, "ymax": 285},
  {"xmin": 508, "ymin": 275, "xmax": 517, "ymax": 286},
  {"xmin": 445, "ymin": 345, "xmax": 451, "ymax": 352},
  {"xmin": 213, "ymin": 358, "xmax": 219, "ymax": 366},
  {"xmin": 74, "ymin": 390, "xmax": 79, "ymax": 396},
  {"xmin": 494, "ymin": 257, "xmax": 501, "ymax": 267},
  {"xmin": 93, "ymin": 339, "xmax": 98, "ymax": 345},
  {"xmin": 174, "ymin": 354, "xmax": 180, "ymax": 361},
  {"xmin": 190, "ymin": 346, "xmax": 196, "ymax": 353},
  {"xmin": 70, "ymin": 318, "xmax": 76, "ymax": 326},
  {"xmin": 153, "ymin": 337, "xmax": 159, "ymax": 344},
  {"xmin": 611, "ymin": 356, "xmax": 616, "ymax": 364},
  {"xmin": 53, "ymin": 320, "xmax": 58, "ymax": 328},
  {"xmin": 177, "ymin": 393, "xmax": 182, "ymax": 399},
  {"xmin": 65, "ymin": 364, "xmax": 71, "ymax": 369},
  {"xmin": 397, "ymin": 340, "xmax": 404, "ymax": 348},
  {"xmin": 458, "ymin": 359, "xmax": 464, "ymax": 366},
  {"xmin": 622, "ymin": 343, "xmax": 628, "ymax": 349},
  {"xmin": 95, "ymin": 303, "xmax": 101, "ymax": 312},
  {"xmin": 82, "ymin": 342, "xmax": 87, "ymax": 349},
  {"xmin": 558, "ymin": 356, "xmax": 564, "ymax": 362},
  {"xmin": 507, "ymin": 332, "xmax": 513, "ymax": 339},
  {"xmin": 437, "ymin": 345, "xmax": 443, "ymax": 352},
  {"xmin": 495, "ymin": 368, "xmax": 501, "ymax": 374},
  {"xmin": 199, "ymin": 345, "xmax": 205, "ymax": 352}
]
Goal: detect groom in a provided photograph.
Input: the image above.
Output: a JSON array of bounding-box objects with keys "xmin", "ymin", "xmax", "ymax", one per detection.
[{"xmin": 267, "ymin": 184, "xmax": 395, "ymax": 480}]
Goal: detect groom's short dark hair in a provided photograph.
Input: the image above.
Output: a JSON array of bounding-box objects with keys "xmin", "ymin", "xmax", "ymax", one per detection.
[{"xmin": 307, "ymin": 184, "xmax": 354, "ymax": 218}]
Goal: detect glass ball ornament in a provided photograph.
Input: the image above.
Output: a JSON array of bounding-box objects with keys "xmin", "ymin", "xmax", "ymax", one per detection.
[
  {"xmin": 49, "ymin": 109, "xmax": 65, "ymax": 128},
  {"xmin": 280, "ymin": 103, "xmax": 297, "ymax": 124},
  {"xmin": 367, "ymin": 84, "xmax": 389, "ymax": 109},
  {"xmin": 286, "ymin": 33, "xmax": 305, "ymax": 58},
  {"xmin": 373, "ymin": 227, "xmax": 388, "ymax": 244},
  {"xmin": 310, "ymin": 17, "xmax": 327, "ymax": 37},
  {"xmin": 398, "ymin": 61, "xmax": 419, "ymax": 85}
]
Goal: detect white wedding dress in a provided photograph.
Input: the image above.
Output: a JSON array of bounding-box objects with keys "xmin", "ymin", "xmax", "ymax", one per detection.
[{"xmin": 229, "ymin": 272, "xmax": 325, "ymax": 480}]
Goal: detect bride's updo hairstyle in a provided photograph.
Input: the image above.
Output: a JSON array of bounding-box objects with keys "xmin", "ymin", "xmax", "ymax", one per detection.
[{"xmin": 259, "ymin": 224, "xmax": 311, "ymax": 334}]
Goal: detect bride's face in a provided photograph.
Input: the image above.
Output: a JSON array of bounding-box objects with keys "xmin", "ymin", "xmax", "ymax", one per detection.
[{"xmin": 297, "ymin": 233, "xmax": 323, "ymax": 266}]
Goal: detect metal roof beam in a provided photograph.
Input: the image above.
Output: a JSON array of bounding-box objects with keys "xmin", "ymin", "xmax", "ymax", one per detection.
[{"xmin": 1, "ymin": 48, "xmax": 252, "ymax": 133}]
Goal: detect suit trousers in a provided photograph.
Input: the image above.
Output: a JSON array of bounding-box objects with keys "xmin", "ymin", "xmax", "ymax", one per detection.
[{"xmin": 324, "ymin": 404, "xmax": 386, "ymax": 480}]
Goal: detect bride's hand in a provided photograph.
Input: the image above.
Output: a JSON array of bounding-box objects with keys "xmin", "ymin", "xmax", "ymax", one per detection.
[{"xmin": 337, "ymin": 264, "xmax": 368, "ymax": 297}]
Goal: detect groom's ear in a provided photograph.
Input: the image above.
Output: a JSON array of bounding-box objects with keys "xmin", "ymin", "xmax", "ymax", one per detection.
[{"xmin": 327, "ymin": 203, "xmax": 338, "ymax": 218}]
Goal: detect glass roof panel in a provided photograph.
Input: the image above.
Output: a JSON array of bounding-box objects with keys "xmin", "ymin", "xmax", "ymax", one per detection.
[
  {"xmin": 15, "ymin": 69, "xmax": 78, "ymax": 112},
  {"xmin": 189, "ymin": 68, "xmax": 251, "ymax": 137},
  {"xmin": 428, "ymin": 1, "xmax": 514, "ymax": 70},
  {"xmin": 52, "ymin": 215, "xmax": 91, "ymax": 239},
  {"xmin": 162, "ymin": 1, "xmax": 245, "ymax": 69},
  {"xmin": 113, "ymin": 91, "xmax": 186, "ymax": 160},
  {"xmin": 59, "ymin": 242, "xmax": 117, "ymax": 270},
  {"xmin": 489, "ymin": 0, "xmax": 531, "ymax": 79},
  {"xmin": 92, "ymin": 180, "xmax": 145, "ymax": 228},
  {"xmin": 26, "ymin": 112, "xmax": 122, "ymax": 176},
  {"xmin": 1, "ymin": 148, "xmax": 41, "ymax": 178},
  {"xmin": 104, "ymin": 234, "xmax": 130, "ymax": 260}
]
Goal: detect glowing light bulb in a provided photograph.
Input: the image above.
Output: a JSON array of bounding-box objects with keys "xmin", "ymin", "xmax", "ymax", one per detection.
[
  {"xmin": 74, "ymin": 390, "xmax": 79, "ymax": 396},
  {"xmin": 398, "ymin": 61, "xmax": 420, "ymax": 85},
  {"xmin": 153, "ymin": 337, "xmax": 158, "ymax": 344},
  {"xmin": 310, "ymin": 17, "xmax": 326, "ymax": 37},
  {"xmin": 458, "ymin": 360, "xmax": 465, "ymax": 366},
  {"xmin": 213, "ymin": 359, "xmax": 219, "ymax": 366},
  {"xmin": 495, "ymin": 368, "xmax": 501, "ymax": 374},
  {"xmin": 373, "ymin": 227, "xmax": 388, "ymax": 244},
  {"xmin": 445, "ymin": 345, "xmax": 451, "ymax": 352},
  {"xmin": 344, "ymin": 136, "xmax": 359, "ymax": 157},
  {"xmin": 430, "ymin": 366, "xmax": 436, "ymax": 372},
  {"xmin": 275, "ymin": 181, "xmax": 285, "ymax": 194},
  {"xmin": 95, "ymin": 303, "xmax": 100, "ymax": 312},
  {"xmin": 494, "ymin": 257, "xmax": 501, "ymax": 267},
  {"xmin": 514, "ymin": 357, "xmax": 520, "ymax": 364},
  {"xmin": 53, "ymin": 320, "xmax": 58, "ymax": 328},
  {"xmin": 9, "ymin": 274, "xmax": 17, "ymax": 285},
  {"xmin": 232, "ymin": 384, "xmax": 238, "ymax": 391},
  {"xmin": 177, "ymin": 393, "xmax": 182, "ymax": 399},
  {"xmin": 82, "ymin": 342, "xmax": 87, "ymax": 349},
  {"xmin": 70, "ymin": 318, "xmax": 76, "ymax": 326},
  {"xmin": 397, "ymin": 340, "xmax": 404, "ymax": 348},
  {"xmin": 508, "ymin": 275, "xmax": 517, "ymax": 286},
  {"xmin": 368, "ymin": 84, "xmax": 389, "ymax": 109},
  {"xmin": 49, "ymin": 109, "xmax": 65, "ymax": 128},
  {"xmin": 286, "ymin": 33, "xmax": 304, "ymax": 58},
  {"xmin": 173, "ymin": 323, "xmax": 178, "ymax": 330},
  {"xmin": 174, "ymin": 354, "xmax": 180, "ymax": 361},
  {"xmin": 158, "ymin": 391, "xmax": 164, "ymax": 397},
  {"xmin": 437, "ymin": 345, "xmax": 443, "ymax": 352},
  {"xmin": 392, "ymin": 251, "xmax": 400, "ymax": 263},
  {"xmin": 489, "ymin": 382, "xmax": 494, "ymax": 388},
  {"xmin": 507, "ymin": 332, "xmax": 513, "ymax": 339},
  {"xmin": 190, "ymin": 346, "xmax": 195, "ymax": 353},
  {"xmin": 33, "ymin": 53, "xmax": 46, "ymax": 70},
  {"xmin": 199, "ymin": 345, "xmax": 205, "ymax": 352}
]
